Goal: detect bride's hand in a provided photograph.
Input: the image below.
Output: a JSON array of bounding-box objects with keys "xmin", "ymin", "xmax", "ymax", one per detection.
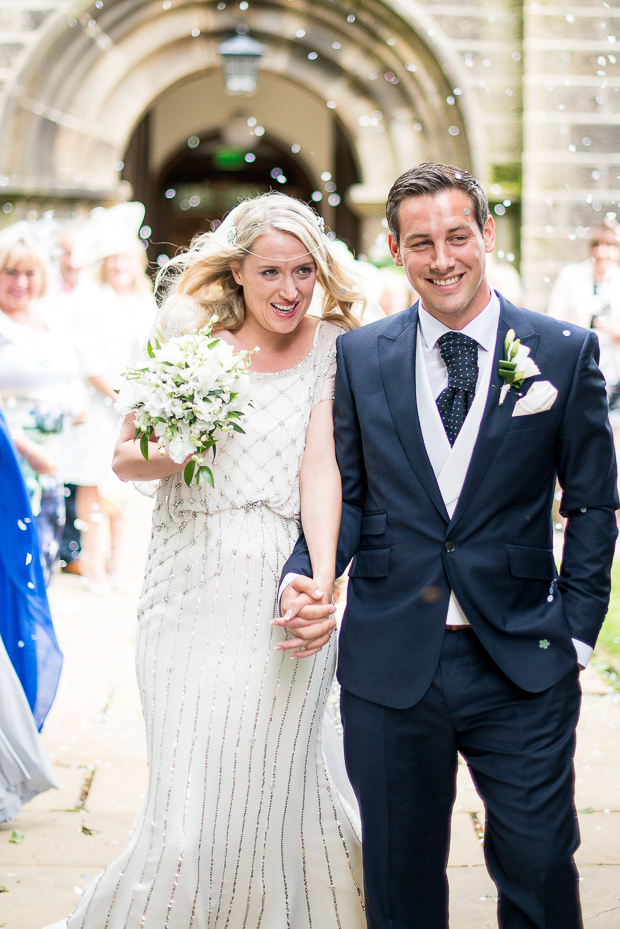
[
  {"xmin": 274, "ymin": 575, "xmax": 337, "ymax": 659},
  {"xmin": 112, "ymin": 412, "xmax": 194, "ymax": 482}
]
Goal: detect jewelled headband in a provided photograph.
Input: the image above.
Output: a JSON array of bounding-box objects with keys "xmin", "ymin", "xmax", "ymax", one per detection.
[{"xmin": 225, "ymin": 214, "xmax": 328, "ymax": 262}]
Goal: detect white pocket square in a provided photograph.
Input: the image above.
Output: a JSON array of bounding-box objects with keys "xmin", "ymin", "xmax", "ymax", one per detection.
[{"xmin": 512, "ymin": 380, "xmax": 558, "ymax": 417}]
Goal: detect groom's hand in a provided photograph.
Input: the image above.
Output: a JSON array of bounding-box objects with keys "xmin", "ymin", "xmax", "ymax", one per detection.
[
  {"xmin": 279, "ymin": 576, "xmax": 336, "ymax": 623},
  {"xmin": 273, "ymin": 577, "xmax": 337, "ymax": 659}
]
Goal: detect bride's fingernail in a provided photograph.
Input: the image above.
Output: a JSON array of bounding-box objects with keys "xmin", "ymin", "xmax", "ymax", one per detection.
[
  {"xmin": 313, "ymin": 589, "xmax": 323, "ymax": 598},
  {"xmin": 283, "ymin": 610, "xmax": 293, "ymax": 621},
  {"xmin": 274, "ymin": 644, "xmax": 282, "ymax": 651}
]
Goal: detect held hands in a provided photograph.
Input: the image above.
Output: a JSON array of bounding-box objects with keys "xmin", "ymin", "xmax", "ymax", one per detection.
[{"xmin": 272, "ymin": 575, "xmax": 337, "ymax": 660}]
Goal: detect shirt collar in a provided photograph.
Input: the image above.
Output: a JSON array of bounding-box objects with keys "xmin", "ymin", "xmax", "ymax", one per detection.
[{"xmin": 418, "ymin": 288, "xmax": 500, "ymax": 354}]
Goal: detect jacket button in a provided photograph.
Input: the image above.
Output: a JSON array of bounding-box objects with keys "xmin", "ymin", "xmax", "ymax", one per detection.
[{"xmin": 444, "ymin": 540, "xmax": 456, "ymax": 553}]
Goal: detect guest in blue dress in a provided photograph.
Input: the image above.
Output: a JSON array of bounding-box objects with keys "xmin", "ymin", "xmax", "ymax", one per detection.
[{"xmin": 0, "ymin": 406, "xmax": 62, "ymax": 730}]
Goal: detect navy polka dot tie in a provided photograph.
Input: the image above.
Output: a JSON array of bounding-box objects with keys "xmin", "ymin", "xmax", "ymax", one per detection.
[{"xmin": 436, "ymin": 331, "xmax": 479, "ymax": 445}]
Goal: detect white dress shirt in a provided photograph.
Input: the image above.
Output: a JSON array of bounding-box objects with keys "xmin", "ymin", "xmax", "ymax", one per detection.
[{"xmin": 418, "ymin": 291, "xmax": 499, "ymax": 397}]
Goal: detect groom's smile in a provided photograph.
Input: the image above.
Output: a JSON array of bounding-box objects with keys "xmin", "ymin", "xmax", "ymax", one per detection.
[{"xmin": 388, "ymin": 188, "xmax": 495, "ymax": 329}]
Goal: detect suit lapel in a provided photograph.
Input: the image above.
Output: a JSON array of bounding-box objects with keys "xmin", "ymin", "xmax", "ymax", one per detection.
[
  {"xmin": 378, "ymin": 306, "xmax": 449, "ymax": 521},
  {"xmin": 448, "ymin": 297, "xmax": 540, "ymax": 531}
]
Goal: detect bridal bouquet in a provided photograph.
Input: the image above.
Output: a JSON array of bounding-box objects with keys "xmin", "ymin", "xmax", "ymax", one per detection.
[{"xmin": 116, "ymin": 316, "xmax": 256, "ymax": 486}]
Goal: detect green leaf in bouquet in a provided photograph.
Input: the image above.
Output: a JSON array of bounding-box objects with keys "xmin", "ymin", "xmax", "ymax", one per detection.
[
  {"xmin": 207, "ymin": 340, "xmax": 220, "ymax": 350},
  {"xmin": 147, "ymin": 341, "xmax": 155, "ymax": 359},
  {"xmin": 198, "ymin": 465, "xmax": 214, "ymax": 487},
  {"xmin": 231, "ymin": 423, "xmax": 246, "ymax": 434},
  {"xmin": 140, "ymin": 432, "xmax": 150, "ymax": 462},
  {"xmin": 134, "ymin": 427, "xmax": 141, "ymax": 441},
  {"xmin": 184, "ymin": 459, "xmax": 196, "ymax": 486},
  {"xmin": 226, "ymin": 410, "xmax": 241, "ymax": 419}
]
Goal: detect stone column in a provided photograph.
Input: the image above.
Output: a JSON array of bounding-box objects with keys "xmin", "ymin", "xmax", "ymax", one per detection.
[{"xmin": 522, "ymin": 3, "xmax": 620, "ymax": 314}]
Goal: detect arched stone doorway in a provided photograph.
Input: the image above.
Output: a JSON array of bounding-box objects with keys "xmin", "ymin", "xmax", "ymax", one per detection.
[
  {"xmin": 0, "ymin": 0, "xmax": 478, "ymax": 256},
  {"xmin": 122, "ymin": 69, "xmax": 363, "ymax": 261}
]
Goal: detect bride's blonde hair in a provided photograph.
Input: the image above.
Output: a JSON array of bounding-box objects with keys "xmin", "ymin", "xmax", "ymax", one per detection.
[{"xmin": 156, "ymin": 192, "xmax": 363, "ymax": 332}]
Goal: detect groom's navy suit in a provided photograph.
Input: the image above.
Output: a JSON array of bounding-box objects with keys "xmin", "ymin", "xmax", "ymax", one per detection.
[{"xmin": 283, "ymin": 295, "xmax": 618, "ymax": 929}]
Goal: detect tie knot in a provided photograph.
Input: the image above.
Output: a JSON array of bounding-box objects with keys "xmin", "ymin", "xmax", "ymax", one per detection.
[{"xmin": 437, "ymin": 331, "xmax": 478, "ymax": 391}]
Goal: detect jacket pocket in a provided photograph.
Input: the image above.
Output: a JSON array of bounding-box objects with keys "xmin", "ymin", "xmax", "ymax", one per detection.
[
  {"xmin": 350, "ymin": 547, "xmax": 391, "ymax": 578},
  {"xmin": 507, "ymin": 544, "xmax": 556, "ymax": 580},
  {"xmin": 361, "ymin": 511, "xmax": 387, "ymax": 536}
]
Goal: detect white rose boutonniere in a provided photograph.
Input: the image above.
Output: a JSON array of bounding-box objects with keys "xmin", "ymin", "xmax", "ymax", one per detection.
[{"xmin": 498, "ymin": 329, "xmax": 541, "ymax": 405}]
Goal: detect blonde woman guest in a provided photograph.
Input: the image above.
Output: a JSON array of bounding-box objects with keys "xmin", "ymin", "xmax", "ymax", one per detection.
[
  {"xmin": 62, "ymin": 204, "xmax": 156, "ymax": 593},
  {"xmin": 44, "ymin": 193, "xmax": 366, "ymax": 929},
  {"xmin": 0, "ymin": 226, "xmax": 85, "ymax": 584}
]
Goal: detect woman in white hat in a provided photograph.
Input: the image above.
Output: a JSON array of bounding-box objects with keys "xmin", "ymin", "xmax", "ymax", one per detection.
[{"xmin": 62, "ymin": 203, "xmax": 156, "ymax": 593}]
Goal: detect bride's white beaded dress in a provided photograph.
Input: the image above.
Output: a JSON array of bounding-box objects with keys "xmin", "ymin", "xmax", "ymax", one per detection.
[{"xmin": 47, "ymin": 318, "xmax": 364, "ymax": 929}]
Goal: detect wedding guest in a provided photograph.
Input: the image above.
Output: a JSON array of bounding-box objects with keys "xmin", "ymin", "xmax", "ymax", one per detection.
[
  {"xmin": 53, "ymin": 224, "xmax": 85, "ymax": 576},
  {"xmin": 0, "ymin": 631, "xmax": 60, "ymax": 821},
  {"xmin": 548, "ymin": 222, "xmax": 620, "ymax": 482},
  {"xmin": 57, "ymin": 226, "xmax": 81, "ymax": 293},
  {"xmin": 62, "ymin": 203, "xmax": 156, "ymax": 593},
  {"xmin": 377, "ymin": 267, "xmax": 414, "ymax": 316},
  {"xmin": 0, "ymin": 405, "xmax": 62, "ymax": 727},
  {"xmin": 0, "ymin": 405, "xmax": 60, "ymax": 817},
  {"xmin": 0, "ymin": 226, "xmax": 85, "ymax": 584}
]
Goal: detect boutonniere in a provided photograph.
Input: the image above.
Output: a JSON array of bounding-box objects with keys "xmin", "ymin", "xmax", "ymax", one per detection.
[{"xmin": 498, "ymin": 329, "xmax": 541, "ymax": 405}]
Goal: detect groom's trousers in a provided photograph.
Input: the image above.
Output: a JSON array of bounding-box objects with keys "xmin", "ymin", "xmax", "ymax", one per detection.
[{"xmin": 340, "ymin": 627, "xmax": 582, "ymax": 929}]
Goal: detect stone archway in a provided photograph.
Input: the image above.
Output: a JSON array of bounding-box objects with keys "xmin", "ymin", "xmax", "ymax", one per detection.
[{"xmin": 0, "ymin": 0, "xmax": 480, "ymax": 242}]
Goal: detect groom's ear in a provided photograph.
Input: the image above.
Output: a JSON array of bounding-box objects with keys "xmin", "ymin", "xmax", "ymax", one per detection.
[
  {"xmin": 483, "ymin": 215, "xmax": 496, "ymax": 254},
  {"xmin": 388, "ymin": 233, "xmax": 403, "ymax": 266}
]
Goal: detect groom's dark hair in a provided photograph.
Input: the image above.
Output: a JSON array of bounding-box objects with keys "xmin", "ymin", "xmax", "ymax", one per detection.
[{"xmin": 386, "ymin": 163, "xmax": 489, "ymax": 244}]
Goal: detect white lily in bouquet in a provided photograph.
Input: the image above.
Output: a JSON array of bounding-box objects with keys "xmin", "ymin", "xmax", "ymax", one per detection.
[{"xmin": 116, "ymin": 315, "xmax": 257, "ymax": 486}]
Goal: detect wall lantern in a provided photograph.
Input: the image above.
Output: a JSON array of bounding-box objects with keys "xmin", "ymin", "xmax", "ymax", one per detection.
[{"xmin": 219, "ymin": 32, "xmax": 267, "ymax": 95}]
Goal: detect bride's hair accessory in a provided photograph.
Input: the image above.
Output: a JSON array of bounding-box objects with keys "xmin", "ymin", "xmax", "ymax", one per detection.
[{"xmin": 223, "ymin": 208, "xmax": 329, "ymax": 263}]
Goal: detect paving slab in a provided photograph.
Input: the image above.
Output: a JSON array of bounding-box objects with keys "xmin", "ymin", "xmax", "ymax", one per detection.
[
  {"xmin": 577, "ymin": 813, "xmax": 620, "ymax": 865},
  {"xmin": 0, "ymin": 866, "xmax": 95, "ymax": 929},
  {"xmin": 448, "ymin": 813, "xmax": 485, "ymax": 867},
  {"xmin": 448, "ymin": 865, "xmax": 498, "ymax": 928}
]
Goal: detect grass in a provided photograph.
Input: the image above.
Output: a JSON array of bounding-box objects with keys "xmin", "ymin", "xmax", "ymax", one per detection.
[{"xmin": 597, "ymin": 561, "xmax": 620, "ymax": 663}]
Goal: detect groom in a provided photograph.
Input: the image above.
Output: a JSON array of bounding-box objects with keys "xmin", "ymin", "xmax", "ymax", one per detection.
[{"xmin": 279, "ymin": 163, "xmax": 618, "ymax": 928}]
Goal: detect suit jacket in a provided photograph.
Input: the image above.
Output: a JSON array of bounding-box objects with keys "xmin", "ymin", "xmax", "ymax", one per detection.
[{"xmin": 283, "ymin": 296, "xmax": 619, "ymax": 709}]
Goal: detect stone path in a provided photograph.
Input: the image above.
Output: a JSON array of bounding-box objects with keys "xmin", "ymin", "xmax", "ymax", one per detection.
[{"xmin": 0, "ymin": 493, "xmax": 619, "ymax": 928}]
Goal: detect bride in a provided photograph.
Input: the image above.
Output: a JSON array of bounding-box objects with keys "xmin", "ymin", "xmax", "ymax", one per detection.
[{"xmin": 45, "ymin": 193, "xmax": 365, "ymax": 928}]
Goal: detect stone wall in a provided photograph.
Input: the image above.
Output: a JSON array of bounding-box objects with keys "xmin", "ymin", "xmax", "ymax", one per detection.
[{"xmin": 523, "ymin": 1, "xmax": 620, "ymax": 312}]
